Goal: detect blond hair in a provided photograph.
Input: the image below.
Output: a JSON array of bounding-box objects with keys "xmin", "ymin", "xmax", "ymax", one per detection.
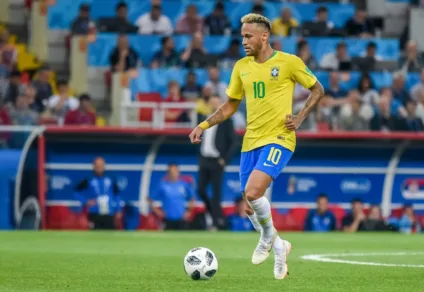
[{"xmin": 240, "ymin": 13, "xmax": 272, "ymax": 31}]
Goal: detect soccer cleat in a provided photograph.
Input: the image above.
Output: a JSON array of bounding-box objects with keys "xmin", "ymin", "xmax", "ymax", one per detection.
[
  {"xmin": 251, "ymin": 228, "xmax": 278, "ymax": 265},
  {"xmin": 274, "ymin": 240, "xmax": 293, "ymax": 280}
]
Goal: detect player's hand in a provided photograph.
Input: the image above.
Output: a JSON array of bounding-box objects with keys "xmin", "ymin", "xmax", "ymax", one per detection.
[
  {"xmin": 189, "ymin": 126, "xmax": 203, "ymax": 144},
  {"xmin": 86, "ymin": 199, "xmax": 97, "ymax": 207},
  {"xmin": 218, "ymin": 158, "xmax": 226, "ymax": 167},
  {"xmin": 285, "ymin": 114, "xmax": 300, "ymax": 131}
]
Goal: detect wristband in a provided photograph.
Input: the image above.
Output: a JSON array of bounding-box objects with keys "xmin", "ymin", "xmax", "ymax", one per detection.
[{"xmin": 198, "ymin": 121, "xmax": 210, "ymax": 130}]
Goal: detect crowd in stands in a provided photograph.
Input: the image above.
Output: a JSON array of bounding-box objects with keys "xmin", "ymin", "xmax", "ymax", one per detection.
[{"xmin": 72, "ymin": 1, "xmax": 423, "ymax": 132}]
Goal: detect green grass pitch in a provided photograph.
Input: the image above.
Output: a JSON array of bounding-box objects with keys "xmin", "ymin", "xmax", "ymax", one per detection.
[{"xmin": 0, "ymin": 231, "xmax": 423, "ymax": 292}]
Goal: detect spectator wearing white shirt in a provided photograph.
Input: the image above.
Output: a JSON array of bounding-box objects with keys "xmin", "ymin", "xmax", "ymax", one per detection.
[
  {"xmin": 410, "ymin": 68, "xmax": 424, "ymax": 101},
  {"xmin": 415, "ymin": 88, "xmax": 424, "ymax": 124},
  {"xmin": 48, "ymin": 80, "xmax": 79, "ymax": 124},
  {"xmin": 357, "ymin": 73, "xmax": 380, "ymax": 106},
  {"xmin": 136, "ymin": 4, "xmax": 173, "ymax": 35},
  {"xmin": 320, "ymin": 42, "xmax": 350, "ymax": 70},
  {"xmin": 204, "ymin": 67, "xmax": 227, "ymax": 102}
]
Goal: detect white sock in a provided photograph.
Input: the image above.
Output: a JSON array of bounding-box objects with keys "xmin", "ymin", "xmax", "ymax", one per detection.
[
  {"xmin": 273, "ymin": 236, "xmax": 284, "ymax": 255},
  {"xmin": 248, "ymin": 197, "xmax": 274, "ymax": 240},
  {"xmin": 247, "ymin": 214, "xmax": 262, "ymax": 233},
  {"xmin": 249, "ymin": 211, "xmax": 283, "ymax": 251}
]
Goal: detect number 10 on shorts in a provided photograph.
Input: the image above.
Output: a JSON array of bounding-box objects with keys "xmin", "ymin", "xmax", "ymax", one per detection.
[{"xmin": 267, "ymin": 147, "xmax": 282, "ymax": 165}]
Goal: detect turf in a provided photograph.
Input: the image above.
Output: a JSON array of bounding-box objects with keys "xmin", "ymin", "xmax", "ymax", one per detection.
[{"xmin": 0, "ymin": 231, "xmax": 422, "ymax": 292}]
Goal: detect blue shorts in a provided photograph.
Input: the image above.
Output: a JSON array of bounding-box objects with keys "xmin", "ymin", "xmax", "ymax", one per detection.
[{"xmin": 240, "ymin": 144, "xmax": 293, "ymax": 193}]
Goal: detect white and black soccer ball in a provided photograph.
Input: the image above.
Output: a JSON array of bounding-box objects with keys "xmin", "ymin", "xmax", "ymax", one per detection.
[{"xmin": 183, "ymin": 247, "xmax": 218, "ymax": 280}]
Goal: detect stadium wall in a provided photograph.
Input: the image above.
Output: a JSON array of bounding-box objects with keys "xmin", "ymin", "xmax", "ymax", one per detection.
[{"xmin": 2, "ymin": 126, "xmax": 424, "ymax": 230}]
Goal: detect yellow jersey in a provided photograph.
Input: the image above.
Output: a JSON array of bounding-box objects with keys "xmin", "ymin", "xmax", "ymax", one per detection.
[
  {"xmin": 271, "ymin": 18, "xmax": 298, "ymax": 36},
  {"xmin": 226, "ymin": 50, "xmax": 317, "ymax": 153}
]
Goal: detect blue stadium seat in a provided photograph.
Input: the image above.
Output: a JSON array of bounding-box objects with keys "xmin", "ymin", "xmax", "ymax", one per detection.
[
  {"xmin": 129, "ymin": 69, "xmax": 419, "ymax": 100},
  {"xmin": 48, "ymin": 0, "xmax": 355, "ymax": 30},
  {"xmin": 88, "ymin": 34, "xmax": 400, "ymax": 67}
]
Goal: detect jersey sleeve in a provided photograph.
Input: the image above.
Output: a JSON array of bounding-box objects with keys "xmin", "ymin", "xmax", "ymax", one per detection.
[
  {"xmin": 225, "ymin": 61, "xmax": 244, "ymax": 100},
  {"xmin": 290, "ymin": 55, "xmax": 317, "ymax": 89}
]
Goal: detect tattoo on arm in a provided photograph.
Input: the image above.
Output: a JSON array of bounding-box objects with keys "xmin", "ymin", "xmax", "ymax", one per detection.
[
  {"xmin": 206, "ymin": 108, "xmax": 225, "ymax": 127},
  {"xmin": 204, "ymin": 98, "xmax": 241, "ymax": 127},
  {"xmin": 297, "ymin": 81, "xmax": 325, "ymax": 123}
]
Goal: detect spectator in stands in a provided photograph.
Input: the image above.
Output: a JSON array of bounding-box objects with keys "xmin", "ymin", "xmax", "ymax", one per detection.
[
  {"xmin": 181, "ymin": 71, "xmax": 202, "ymax": 100},
  {"xmin": 314, "ymin": 6, "xmax": 334, "ymax": 30},
  {"xmin": 8, "ymin": 94, "xmax": 38, "ymax": 125},
  {"xmin": 360, "ymin": 42, "xmax": 382, "ymax": 61},
  {"xmin": 344, "ymin": 9, "xmax": 375, "ymax": 38},
  {"xmin": 326, "ymin": 71, "xmax": 347, "ymax": 99},
  {"xmin": 149, "ymin": 163, "xmax": 195, "ymax": 230},
  {"xmin": 136, "ymin": 4, "xmax": 173, "ymax": 35},
  {"xmin": 358, "ymin": 73, "xmax": 380, "ymax": 106},
  {"xmin": 0, "ymin": 104, "xmax": 11, "ymax": 126},
  {"xmin": 371, "ymin": 88, "xmax": 408, "ymax": 131},
  {"xmin": 109, "ymin": 34, "xmax": 140, "ymax": 73},
  {"xmin": 47, "ymin": 80, "xmax": 79, "ymax": 124},
  {"xmin": 32, "ymin": 66, "xmax": 53, "ymax": 112},
  {"xmin": 97, "ymin": 2, "xmax": 137, "ymax": 33},
  {"xmin": 176, "ymin": 4, "xmax": 203, "ymax": 35},
  {"xmin": 164, "ymin": 81, "xmax": 189, "ymax": 123},
  {"xmin": 181, "ymin": 32, "xmax": 209, "ymax": 69},
  {"xmin": 362, "ymin": 205, "xmax": 391, "ymax": 231},
  {"xmin": 24, "ymin": 85, "xmax": 38, "ymax": 112},
  {"xmin": 70, "ymin": 3, "xmax": 90, "ymax": 35},
  {"xmin": 151, "ymin": 36, "xmax": 180, "ymax": 68},
  {"xmin": 320, "ymin": 42, "xmax": 350, "ymax": 71},
  {"xmin": 218, "ymin": 38, "xmax": 242, "ymax": 70},
  {"xmin": 410, "ymin": 68, "xmax": 424, "ymax": 101},
  {"xmin": 64, "ymin": 94, "xmax": 96, "ymax": 125},
  {"xmin": 198, "ymin": 95, "xmax": 235, "ymax": 231},
  {"xmin": 415, "ymin": 88, "xmax": 424, "ymax": 124},
  {"xmin": 203, "ymin": 2, "xmax": 231, "ymax": 36},
  {"xmin": 204, "ymin": 66, "xmax": 227, "ymax": 102},
  {"xmin": 196, "ymin": 85, "xmax": 213, "ymax": 120},
  {"xmin": 392, "ymin": 72, "xmax": 411, "ymax": 105},
  {"xmin": 339, "ymin": 94, "xmax": 370, "ymax": 131},
  {"xmin": 0, "ymin": 29, "xmax": 17, "ymax": 72},
  {"xmin": 315, "ymin": 95, "xmax": 333, "ymax": 131},
  {"xmin": 342, "ymin": 198, "xmax": 366, "ymax": 232},
  {"xmin": 395, "ymin": 205, "xmax": 422, "ymax": 234},
  {"xmin": 404, "ymin": 100, "xmax": 424, "ymax": 131},
  {"xmin": 1, "ymin": 70, "xmax": 25, "ymax": 106},
  {"xmin": 297, "ymin": 40, "xmax": 318, "ymax": 70},
  {"xmin": 228, "ymin": 197, "xmax": 254, "ymax": 232},
  {"xmin": 74, "ymin": 157, "xmax": 121, "ymax": 230},
  {"xmin": 271, "ymin": 7, "xmax": 298, "ymax": 37},
  {"xmin": 304, "ymin": 193, "xmax": 336, "ymax": 232},
  {"xmin": 399, "ymin": 40, "xmax": 423, "ymax": 72}
]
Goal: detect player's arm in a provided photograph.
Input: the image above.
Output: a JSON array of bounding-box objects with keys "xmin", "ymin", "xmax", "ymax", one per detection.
[
  {"xmin": 189, "ymin": 61, "xmax": 244, "ymax": 144},
  {"xmin": 286, "ymin": 81, "xmax": 325, "ymax": 130},
  {"xmin": 285, "ymin": 56, "xmax": 325, "ymax": 131}
]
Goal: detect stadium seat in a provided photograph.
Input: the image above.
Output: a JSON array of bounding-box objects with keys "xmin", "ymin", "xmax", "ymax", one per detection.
[
  {"xmin": 137, "ymin": 93, "xmax": 161, "ymax": 122},
  {"xmin": 139, "ymin": 213, "xmax": 160, "ymax": 230},
  {"xmin": 329, "ymin": 206, "xmax": 346, "ymax": 229}
]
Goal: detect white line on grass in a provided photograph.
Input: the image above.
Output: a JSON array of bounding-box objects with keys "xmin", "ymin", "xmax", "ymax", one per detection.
[{"xmin": 301, "ymin": 252, "xmax": 424, "ymax": 268}]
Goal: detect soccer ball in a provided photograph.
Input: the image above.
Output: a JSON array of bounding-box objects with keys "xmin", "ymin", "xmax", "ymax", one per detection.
[{"xmin": 183, "ymin": 247, "xmax": 218, "ymax": 280}]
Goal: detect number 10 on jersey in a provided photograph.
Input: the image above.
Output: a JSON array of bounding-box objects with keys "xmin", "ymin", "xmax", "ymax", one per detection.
[
  {"xmin": 253, "ymin": 81, "xmax": 265, "ymax": 98},
  {"xmin": 267, "ymin": 147, "xmax": 282, "ymax": 164}
]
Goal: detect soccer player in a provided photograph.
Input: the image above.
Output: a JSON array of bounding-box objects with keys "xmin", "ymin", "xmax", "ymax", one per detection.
[{"xmin": 189, "ymin": 14, "xmax": 324, "ymax": 279}]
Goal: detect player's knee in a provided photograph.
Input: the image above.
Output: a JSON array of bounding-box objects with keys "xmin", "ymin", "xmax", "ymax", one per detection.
[{"xmin": 245, "ymin": 186, "xmax": 262, "ymax": 202}]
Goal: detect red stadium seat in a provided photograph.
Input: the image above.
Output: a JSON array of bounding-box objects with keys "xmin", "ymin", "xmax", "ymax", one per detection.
[
  {"xmin": 390, "ymin": 208, "xmax": 403, "ymax": 219},
  {"xmin": 137, "ymin": 93, "xmax": 161, "ymax": 122},
  {"xmin": 329, "ymin": 206, "xmax": 346, "ymax": 229},
  {"xmin": 139, "ymin": 213, "xmax": 160, "ymax": 230}
]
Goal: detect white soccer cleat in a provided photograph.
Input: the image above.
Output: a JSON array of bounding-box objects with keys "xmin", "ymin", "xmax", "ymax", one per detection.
[
  {"xmin": 274, "ymin": 240, "xmax": 292, "ymax": 280},
  {"xmin": 251, "ymin": 228, "xmax": 278, "ymax": 265}
]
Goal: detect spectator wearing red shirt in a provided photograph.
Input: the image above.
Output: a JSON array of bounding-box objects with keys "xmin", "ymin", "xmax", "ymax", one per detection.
[
  {"xmin": 163, "ymin": 81, "xmax": 190, "ymax": 123},
  {"xmin": 64, "ymin": 94, "xmax": 96, "ymax": 125}
]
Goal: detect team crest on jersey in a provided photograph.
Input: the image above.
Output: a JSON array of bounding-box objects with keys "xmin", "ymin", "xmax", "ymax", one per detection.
[{"xmin": 270, "ymin": 66, "xmax": 280, "ymax": 80}]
